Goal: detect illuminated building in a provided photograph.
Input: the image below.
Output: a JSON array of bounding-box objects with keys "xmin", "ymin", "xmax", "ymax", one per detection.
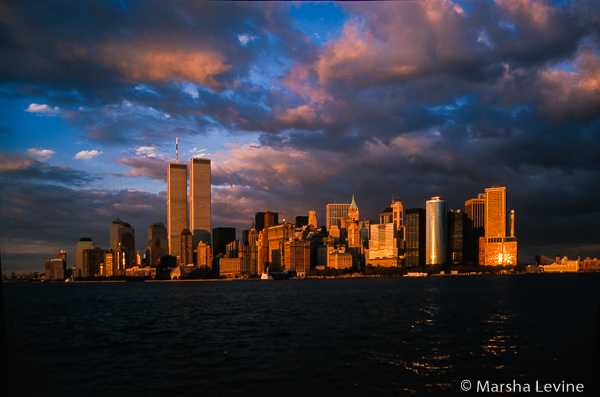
[
  {"xmin": 284, "ymin": 240, "xmax": 310, "ymax": 274},
  {"xmin": 45, "ymin": 251, "xmax": 67, "ymax": 280},
  {"xmin": 266, "ymin": 222, "xmax": 295, "ymax": 271},
  {"xmin": 405, "ymin": 208, "xmax": 425, "ymax": 268},
  {"xmin": 189, "ymin": 158, "xmax": 211, "ymax": 247},
  {"xmin": 326, "ymin": 202, "xmax": 350, "ymax": 230},
  {"xmin": 168, "ymin": 163, "xmax": 187, "ymax": 259},
  {"xmin": 379, "ymin": 207, "xmax": 393, "ymax": 224},
  {"xmin": 426, "ymin": 197, "xmax": 448, "ymax": 265},
  {"xmin": 367, "ymin": 223, "xmax": 397, "ymax": 261},
  {"xmin": 309, "ymin": 211, "xmax": 317, "ymax": 228},
  {"xmin": 465, "ymin": 194, "xmax": 485, "ymax": 263},
  {"xmin": 391, "ymin": 200, "xmax": 404, "ymax": 230},
  {"xmin": 180, "ymin": 229, "xmax": 193, "ymax": 266},
  {"xmin": 146, "ymin": 222, "xmax": 168, "ymax": 267},
  {"xmin": 196, "ymin": 241, "xmax": 212, "ymax": 269},
  {"xmin": 329, "ymin": 252, "xmax": 352, "ymax": 269},
  {"xmin": 482, "ymin": 186, "xmax": 518, "ymax": 266},
  {"xmin": 348, "ymin": 195, "xmax": 359, "ymax": 221}
]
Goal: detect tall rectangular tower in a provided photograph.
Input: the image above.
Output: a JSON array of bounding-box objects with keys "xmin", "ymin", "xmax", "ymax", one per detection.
[
  {"xmin": 190, "ymin": 158, "xmax": 211, "ymax": 247},
  {"xmin": 405, "ymin": 208, "xmax": 426, "ymax": 268},
  {"xmin": 326, "ymin": 203, "xmax": 350, "ymax": 230},
  {"xmin": 425, "ymin": 196, "xmax": 448, "ymax": 265},
  {"xmin": 483, "ymin": 186, "xmax": 517, "ymax": 265},
  {"xmin": 485, "ymin": 186, "xmax": 506, "ymax": 239},
  {"xmin": 168, "ymin": 163, "xmax": 187, "ymax": 259},
  {"xmin": 465, "ymin": 195, "xmax": 485, "ymax": 263}
]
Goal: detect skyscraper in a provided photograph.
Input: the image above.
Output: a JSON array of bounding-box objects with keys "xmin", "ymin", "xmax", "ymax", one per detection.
[
  {"xmin": 189, "ymin": 158, "xmax": 211, "ymax": 247},
  {"xmin": 405, "ymin": 208, "xmax": 426, "ymax": 268},
  {"xmin": 146, "ymin": 222, "xmax": 168, "ymax": 267},
  {"xmin": 326, "ymin": 202, "xmax": 350, "ymax": 230},
  {"xmin": 482, "ymin": 186, "xmax": 517, "ymax": 265},
  {"xmin": 180, "ymin": 228, "xmax": 193, "ymax": 266},
  {"xmin": 465, "ymin": 194, "xmax": 485, "ymax": 263},
  {"xmin": 168, "ymin": 163, "xmax": 187, "ymax": 259},
  {"xmin": 255, "ymin": 211, "xmax": 278, "ymax": 232},
  {"xmin": 391, "ymin": 200, "xmax": 404, "ymax": 231},
  {"xmin": 308, "ymin": 211, "xmax": 317, "ymax": 228},
  {"xmin": 426, "ymin": 197, "xmax": 448, "ymax": 265},
  {"xmin": 74, "ymin": 237, "xmax": 95, "ymax": 278},
  {"xmin": 348, "ymin": 195, "xmax": 359, "ymax": 221},
  {"xmin": 448, "ymin": 210, "xmax": 467, "ymax": 265}
]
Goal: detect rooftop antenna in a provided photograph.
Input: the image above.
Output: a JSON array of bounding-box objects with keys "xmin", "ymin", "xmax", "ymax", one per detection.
[{"xmin": 176, "ymin": 137, "xmax": 179, "ymax": 163}]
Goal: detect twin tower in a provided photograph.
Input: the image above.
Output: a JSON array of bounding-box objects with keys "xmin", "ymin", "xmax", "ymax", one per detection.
[{"xmin": 167, "ymin": 158, "xmax": 211, "ymax": 261}]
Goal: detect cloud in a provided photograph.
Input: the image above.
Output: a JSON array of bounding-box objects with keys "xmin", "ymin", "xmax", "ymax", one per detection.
[
  {"xmin": 135, "ymin": 146, "xmax": 157, "ymax": 157},
  {"xmin": 114, "ymin": 156, "xmax": 168, "ymax": 181},
  {"xmin": 74, "ymin": 150, "xmax": 102, "ymax": 159},
  {"xmin": 26, "ymin": 148, "xmax": 56, "ymax": 161},
  {"xmin": 25, "ymin": 103, "xmax": 60, "ymax": 115},
  {"xmin": 100, "ymin": 46, "xmax": 232, "ymax": 90},
  {"xmin": 0, "ymin": 151, "xmax": 95, "ymax": 185}
]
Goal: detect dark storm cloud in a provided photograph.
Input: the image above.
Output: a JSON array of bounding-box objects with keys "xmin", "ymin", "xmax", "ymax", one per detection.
[
  {"xmin": 2, "ymin": 0, "xmax": 600, "ymax": 267},
  {"xmin": 0, "ymin": 151, "xmax": 96, "ymax": 184},
  {"xmin": 0, "ymin": 177, "xmax": 167, "ymax": 271}
]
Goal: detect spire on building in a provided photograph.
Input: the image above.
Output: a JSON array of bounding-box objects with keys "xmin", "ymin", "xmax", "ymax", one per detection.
[{"xmin": 350, "ymin": 195, "xmax": 358, "ymax": 210}]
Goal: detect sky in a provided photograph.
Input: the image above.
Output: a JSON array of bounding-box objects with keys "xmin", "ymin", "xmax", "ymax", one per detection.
[{"xmin": 1, "ymin": 0, "xmax": 600, "ymax": 273}]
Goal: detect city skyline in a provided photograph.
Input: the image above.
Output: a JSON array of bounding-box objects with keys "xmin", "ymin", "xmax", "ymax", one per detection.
[{"xmin": 2, "ymin": 1, "xmax": 600, "ymax": 273}]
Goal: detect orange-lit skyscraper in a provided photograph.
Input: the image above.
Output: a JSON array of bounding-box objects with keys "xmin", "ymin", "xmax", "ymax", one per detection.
[
  {"xmin": 189, "ymin": 158, "xmax": 211, "ymax": 247},
  {"xmin": 168, "ymin": 163, "xmax": 187, "ymax": 260},
  {"xmin": 482, "ymin": 186, "xmax": 517, "ymax": 265}
]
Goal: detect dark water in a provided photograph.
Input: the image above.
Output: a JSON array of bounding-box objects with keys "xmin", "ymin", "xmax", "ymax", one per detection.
[{"xmin": 3, "ymin": 274, "xmax": 600, "ymax": 396}]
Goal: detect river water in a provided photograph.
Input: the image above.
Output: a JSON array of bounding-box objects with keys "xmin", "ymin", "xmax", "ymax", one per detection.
[{"xmin": 4, "ymin": 274, "xmax": 600, "ymax": 396}]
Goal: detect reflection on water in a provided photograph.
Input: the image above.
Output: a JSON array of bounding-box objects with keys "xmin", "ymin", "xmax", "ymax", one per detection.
[{"xmin": 4, "ymin": 274, "xmax": 599, "ymax": 396}]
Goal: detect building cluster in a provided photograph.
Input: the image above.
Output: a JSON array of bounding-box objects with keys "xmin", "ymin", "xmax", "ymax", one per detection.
[{"xmin": 43, "ymin": 150, "xmax": 523, "ymax": 280}]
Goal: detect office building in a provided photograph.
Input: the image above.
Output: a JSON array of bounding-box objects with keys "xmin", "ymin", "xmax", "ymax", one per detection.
[
  {"xmin": 391, "ymin": 200, "xmax": 404, "ymax": 231},
  {"xmin": 295, "ymin": 215, "xmax": 309, "ymax": 228},
  {"xmin": 284, "ymin": 240, "xmax": 310, "ymax": 274},
  {"xmin": 326, "ymin": 202, "xmax": 350, "ymax": 230},
  {"xmin": 213, "ymin": 227, "xmax": 236, "ymax": 256},
  {"xmin": 189, "ymin": 158, "xmax": 211, "ymax": 247},
  {"xmin": 146, "ymin": 222, "xmax": 168, "ymax": 267},
  {"xmin": 448, "ymin": 210, "xmax": 467, "ymax": 265},
  {"xmin": 426, "ymin": 197, "xmax": 448, "ymax": 265},
  {"xmin": 465, "ymin": 194, "xmax": 485, "ymax": 263},
  {"xmin": 482, "ymin": 186, "xmax": 517, "ymax": 266},
  {"xmin": 168, "ymin": 163, "xmax": 188, "ymax": 259},
  {"xmin": 196, "ymin": 241, "xmax": 212, "ymax": 269},
  {"xmin": 309, "ymin": 211, "xmax": 317, "ymax": 228},
  {"xmin": 255, "ymin": 211, "xmax": 278, "ymax": 232},
  {"xmin": 180, "ymin": 229, "xmax": 193, "ymax": 266},
  {"xmin": 367, "ymin": 223, "xmax": 397, "ymax": 261},
  {"xmin": 348, "ymin": 195, "xmax": 359, "ymax": 221},
  {"xmin": 74, "ymin": 238, "xmax": 95, "ymax": 278},
  {"xmin": 405, "ymin": 208, "xmax": 426, "ymax": 268}
]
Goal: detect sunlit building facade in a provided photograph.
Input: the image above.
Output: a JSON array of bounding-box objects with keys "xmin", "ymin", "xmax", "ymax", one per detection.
[
  {"xmin": 168, "ymin": 163, "xmax": 187, "ymax": 259},
  {"xmin": 326, "ymin": 203, "xmax": 350, "ymax": 230},
  {"xmin": 367, "ymin": 223, "xmax": 397, "ymax": 260},
  {"xmin": 482, "ymin": 186, "xmax": 518, "ymax": 266},
  {"xmin": 426, "ymin": 197, "xmax": 448, "ymax": 265},
  {"xmin": 189, "ymin": 158, "xmax": 211, "ymax": 247}
]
